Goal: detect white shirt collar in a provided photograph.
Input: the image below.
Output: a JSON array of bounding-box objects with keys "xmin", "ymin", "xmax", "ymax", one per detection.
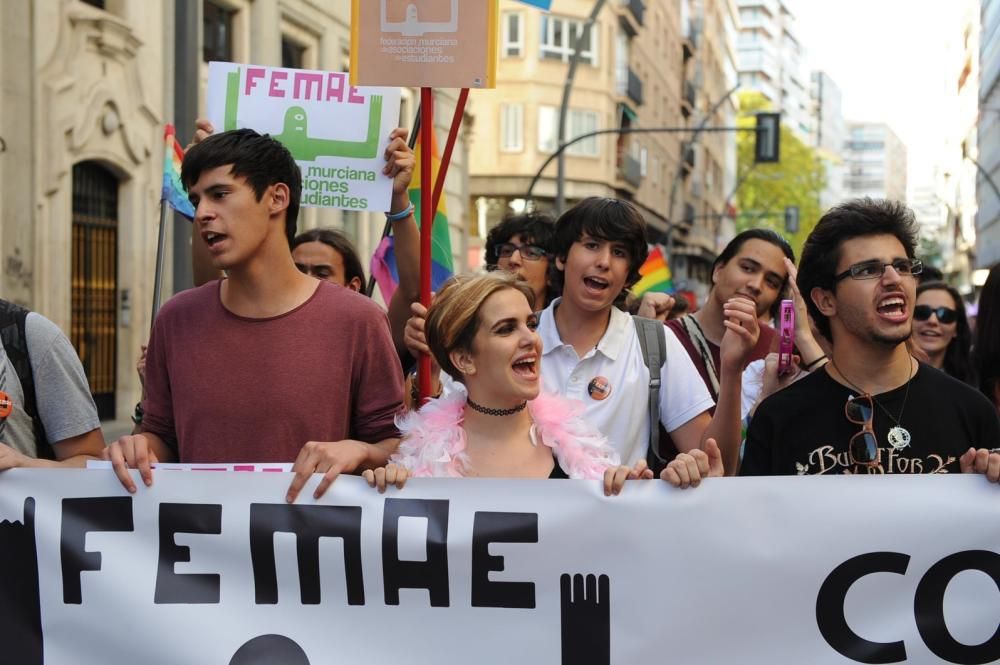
[{"xmin": 539, "ymin": 297, "xmax": 629, "ymax": 362}]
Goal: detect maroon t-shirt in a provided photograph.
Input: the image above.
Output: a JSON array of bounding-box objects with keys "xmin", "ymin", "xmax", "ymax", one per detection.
[
  {"xmin": 143, "ymin": 280, "xmax": 403, "ymax": 463},
  {"xmin": 666, "ymin": 316, "xmax": 775, "ymax": 404}
]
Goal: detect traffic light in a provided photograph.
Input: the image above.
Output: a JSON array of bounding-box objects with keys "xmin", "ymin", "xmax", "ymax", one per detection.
[
  {"xmin": 784, "ymin": 205, "xmax": 800, "ymax": 233},
  {"xmin": 755, "ymin": 113, "xmax": 781, "ymax": 163}
]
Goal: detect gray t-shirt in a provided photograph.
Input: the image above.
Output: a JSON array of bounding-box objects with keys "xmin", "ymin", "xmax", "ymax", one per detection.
[{"xmin": 0, "ymin": 312, "xmax": 100, "ymax": 457}]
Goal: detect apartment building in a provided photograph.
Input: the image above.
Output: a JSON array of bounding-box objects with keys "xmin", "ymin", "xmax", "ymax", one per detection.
[
  {"xmin": 843, "ymin": 122, "xmax": 908, "ymax": 204},
  {"xmin": 735, "ymin": 0, "xmax": 810, "ymax": 141},
  {"xmin": 0, "ymin": 0, "xmax": 469, "ymax": 423},
  {"xmin": 979, "ymin": 0, "xmax": 1000, "ymax": 268},
  {"xmin": 470, "ymin": 0, "xmax": 738, "ymax": 290},
  {"xmin": 809, "ymin": 70, "xmax": 846, "ymax": 212}
]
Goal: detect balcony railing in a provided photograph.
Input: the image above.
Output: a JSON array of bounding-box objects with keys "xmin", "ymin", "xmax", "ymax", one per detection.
[
  {"xmin": 681, "ymin": 144, "xmax": 695, "ymax": 176},
  {"xmin": 627, "ymin": 69, "xmax": 643, "ymax": 106},
  {"xmin": 617, "ymin": 0, "xmax": 644, "ymax": 36},
  {"xmin": 681, "ymin": 80, "xmax": 696, "ymax": 117},
  {"xmin": 626, "ymin": 0, "xmax": 645, "ymax": 25},
  {"xmin": 682, "ymin": 17, "xmax": 701, "ymax": 60},
  {"xmin": 683, "ymin": 202, "xmax": 696, "ymax": 225},
  {"xmin": 619, "ymin": 153, "xmax": 642, "ymax": 188}
]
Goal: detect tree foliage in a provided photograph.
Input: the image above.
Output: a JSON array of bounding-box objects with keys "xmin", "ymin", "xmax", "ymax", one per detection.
[{"xmin": 735, "ymin": 91, "xmax": 826, "ymax": 258}]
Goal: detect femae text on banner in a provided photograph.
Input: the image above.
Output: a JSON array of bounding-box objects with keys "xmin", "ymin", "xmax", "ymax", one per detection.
[
  {"xmin": 206, "ymin": 62, "xmax": 401, "ymax": 212},
  {"xmin": 0, "ymin": 471, "xmax": 997, "ymax": 664}
]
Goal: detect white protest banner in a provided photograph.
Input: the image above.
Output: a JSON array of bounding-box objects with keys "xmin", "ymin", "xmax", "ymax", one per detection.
[
  {"xmin": 205, "ymin": 62, "xmax": 401, "ymax": 212},
  {"xmin": 0, "ymin": 470, "xmax": 997, "ymax": 664}
]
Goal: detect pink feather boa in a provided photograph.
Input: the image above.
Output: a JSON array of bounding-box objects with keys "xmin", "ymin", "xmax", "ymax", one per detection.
[{"xmin": 391, "ymin": 391, "xmax": 620, "ymax": 479}]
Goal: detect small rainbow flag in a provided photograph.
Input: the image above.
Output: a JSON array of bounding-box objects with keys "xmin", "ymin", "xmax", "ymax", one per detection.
[
  {"xmin": 370, "ymin": 129, "xmax": 454, "ymax": 302},
  {"xmin": 632, "ymin": 246, "xmax": 674, "ymax": 296},
  {"xmin": 161, "ymin": 124, "xmax": 195, "ymax": 220}
]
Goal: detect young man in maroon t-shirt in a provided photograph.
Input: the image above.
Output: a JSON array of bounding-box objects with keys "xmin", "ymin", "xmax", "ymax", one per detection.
[
  {"xmin": 107, "ymin": 128, "xmax": 412, "ymax": 502},
  {"xmin": 659, "ymin": 230, "xmax": 825, "ymax": 464},
  {"xmin": 668, "ymin": 230, "xmax": 793, "ymax": 399}
]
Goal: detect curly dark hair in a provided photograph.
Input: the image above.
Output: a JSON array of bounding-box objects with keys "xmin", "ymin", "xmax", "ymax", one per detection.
[
  {"xmin": 797, "ymin": 198, "xmax": 918, "ymax": 341},
  {"xmin": 484, "ymin": 212, "xmax": 556, "ymax": 268}
]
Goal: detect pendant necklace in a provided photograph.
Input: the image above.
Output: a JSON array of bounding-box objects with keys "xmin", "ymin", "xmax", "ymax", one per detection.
[{"xmin": 830, "ymin": 357, "xmax": 913, "ymax": 450}]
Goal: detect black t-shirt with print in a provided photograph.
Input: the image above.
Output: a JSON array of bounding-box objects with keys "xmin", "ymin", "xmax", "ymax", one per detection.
[{"xmin": 741, "ymin": 363, "xmax": 1000, "ymax": 476}]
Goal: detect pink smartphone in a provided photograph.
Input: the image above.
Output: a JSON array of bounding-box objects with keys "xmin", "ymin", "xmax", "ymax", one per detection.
[{"xmin": 777, "ymin": 300, "xmax": 795, "ymax": 376}]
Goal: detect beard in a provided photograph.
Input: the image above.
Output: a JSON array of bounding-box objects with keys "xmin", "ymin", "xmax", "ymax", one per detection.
[
  {"xmin": 838, "ymin": 302, "xmax": 912, "ymax": 348},
  {"xmin": 871, "ymin": 328, "xmax": 911, "ymax": 347}
]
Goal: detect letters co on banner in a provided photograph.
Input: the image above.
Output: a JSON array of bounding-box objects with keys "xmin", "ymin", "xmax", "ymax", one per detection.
[{"xmin": 0, "ymin": 470, "xmax": 997, "ymax": 664}]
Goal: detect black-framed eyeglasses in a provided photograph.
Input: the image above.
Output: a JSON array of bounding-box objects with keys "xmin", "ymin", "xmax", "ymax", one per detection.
[
  {"xmin": 496, "ymin": 243, "xmax": 548, "ymax": 261},
  {"xmin": 845, "ymin": 393, "xmax": 879, "ymax": 468},
  {"xmin": 913, "ymin": 304, "xmax": 957, "ymax": 324},
  {"xmin": 834, "ymin": 258, "xmax": 922, "ymax": 282}
]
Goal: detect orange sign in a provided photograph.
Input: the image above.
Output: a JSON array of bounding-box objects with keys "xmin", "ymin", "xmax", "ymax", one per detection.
[{"xmin": 350, "ymin": 0, "xmax": 498, "ymax": 89}]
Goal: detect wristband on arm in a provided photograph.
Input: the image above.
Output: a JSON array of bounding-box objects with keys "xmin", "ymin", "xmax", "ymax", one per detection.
[{"xmin": 386, "ymin": 202, "xmax": 415, "ymax": 222}]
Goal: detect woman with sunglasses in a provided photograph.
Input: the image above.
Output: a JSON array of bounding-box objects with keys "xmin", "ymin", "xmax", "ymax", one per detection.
[
  {"xmin": 367, "ymin": 272, "xmax": 722, "ymax": 491},
  {"xmin": 912, "ymin": 281, "xmax": 973, "ymax": 384}
]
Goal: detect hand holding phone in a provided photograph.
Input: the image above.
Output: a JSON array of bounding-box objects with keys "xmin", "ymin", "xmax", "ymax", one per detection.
[{"xmin": 777, "ymin": 299, "xmax": 795, "ymax": 376}]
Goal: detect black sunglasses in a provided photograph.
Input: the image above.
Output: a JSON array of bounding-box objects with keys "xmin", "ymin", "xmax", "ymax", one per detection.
[{"xmin": 913, "ymin": 305, "xmax": 957, "ymax": 324}]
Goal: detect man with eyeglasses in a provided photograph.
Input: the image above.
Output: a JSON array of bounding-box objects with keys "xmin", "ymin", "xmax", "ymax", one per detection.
[
  {"xmin": 485, "ymin": 212, "xmax": 559, "ymax": 308},
  {"xmin": 740, "ymin": 198, "xmax": 999, "ymax": 479}
]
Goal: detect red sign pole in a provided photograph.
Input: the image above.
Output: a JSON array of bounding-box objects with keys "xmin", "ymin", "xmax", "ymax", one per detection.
[
  {"xmin": 431, "ymin": 88, "xmax": 469, "ymax": 212},
  {"xmin": 417, "ymin": 87, "xmax": 435, "ymax": 403},
  {"xmin": 417, "ymin": 87, "xmax": 470, "ymax": 404}
]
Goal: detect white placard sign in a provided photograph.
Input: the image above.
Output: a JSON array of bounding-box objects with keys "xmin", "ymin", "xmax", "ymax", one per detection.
[
  {"xmin": 0, "ymin": 470, "xmax": 997, "ymax": 664},
  {"xmin": 205, "ymin": 62, "xmax": 401, "ymax": 212}
]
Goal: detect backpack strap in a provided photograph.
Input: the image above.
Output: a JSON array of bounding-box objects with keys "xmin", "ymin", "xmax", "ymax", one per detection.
[
  {"xmin": 0, "ymin": 302, "xmax": 53, "ymax": 459},
  {"xmin": 632, "ymin": 315, "xmax": 667, "ymax": 462}
]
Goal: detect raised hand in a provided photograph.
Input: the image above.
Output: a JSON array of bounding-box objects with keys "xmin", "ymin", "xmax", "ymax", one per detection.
[
  {"xmin": 660, "ymin": 438, "xmax": 724, "ymax": 488},
  {"xmin": 720, "ymin": 296, "xmax": 760, "ymax": 372},
  {"xmin": 403, "ymin": 301, "xmax": 431, "ymax": 357},
  {"xmin": 960, "ymin": 447, "xmax": 1000, "ymax": 482},
  {"xmin": 187, "ymin": 118, "xmax": 214, "ymax": 150},
  {"xmin": 560, "ymin": 573, "xmax": 611, "ymax": 665},
  {"xmin": 636, "ymin": 292, "xmax": 675, "ymax": 322},
  {"xmin": 384, "ymin": 128, "xmax": 415, "ymax": 199}
]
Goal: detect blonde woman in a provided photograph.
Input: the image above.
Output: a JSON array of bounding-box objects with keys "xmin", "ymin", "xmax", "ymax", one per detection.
[{"xmin": 365, "ymin": 272, "xmax": 722, "ymax": 493}]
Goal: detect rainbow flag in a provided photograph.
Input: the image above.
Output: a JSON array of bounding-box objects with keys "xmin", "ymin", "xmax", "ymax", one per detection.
[
  {"xmin": 370, "ymin": 129, "xmax": 454, "ymax": 302},
  {"xmin": 632, "ymin": 246, "xmax": 674, "ymax": 296},
  {"xmin": 161, "ymin": 124, "xmax": 195, "ymax": 220}
]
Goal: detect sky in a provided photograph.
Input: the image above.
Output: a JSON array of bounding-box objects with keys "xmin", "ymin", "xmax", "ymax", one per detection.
[{"xmin": 787, "ymin": 0, "xmax": 971, "ymax": 189}]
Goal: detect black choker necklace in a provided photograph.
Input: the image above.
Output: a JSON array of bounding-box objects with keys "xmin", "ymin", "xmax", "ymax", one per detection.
[{"xmin": 466, "ymin": 398, "xmax": 527, "ymax": 416}]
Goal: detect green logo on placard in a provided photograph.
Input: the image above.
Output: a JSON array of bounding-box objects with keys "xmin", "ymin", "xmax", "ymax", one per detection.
[{"xmin": 224, "ymin": 68, "xmax": 382, "ymax": 161}]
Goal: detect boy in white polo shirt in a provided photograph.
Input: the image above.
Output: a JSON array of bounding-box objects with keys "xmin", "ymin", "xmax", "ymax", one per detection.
[{"xmin": 540, "ymin": 197, "xmax": 760, "ymax": 471}]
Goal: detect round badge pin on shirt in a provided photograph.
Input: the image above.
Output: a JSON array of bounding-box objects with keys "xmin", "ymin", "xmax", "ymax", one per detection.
[{"xmin": 588, "ymin": 376, "xmax": 612, "ymax": 401}]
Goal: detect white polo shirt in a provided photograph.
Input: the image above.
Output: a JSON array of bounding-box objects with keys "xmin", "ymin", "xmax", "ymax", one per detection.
[{"xmin": 538, "ymin": 299, "xmax": 714, "ymax": 466}]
